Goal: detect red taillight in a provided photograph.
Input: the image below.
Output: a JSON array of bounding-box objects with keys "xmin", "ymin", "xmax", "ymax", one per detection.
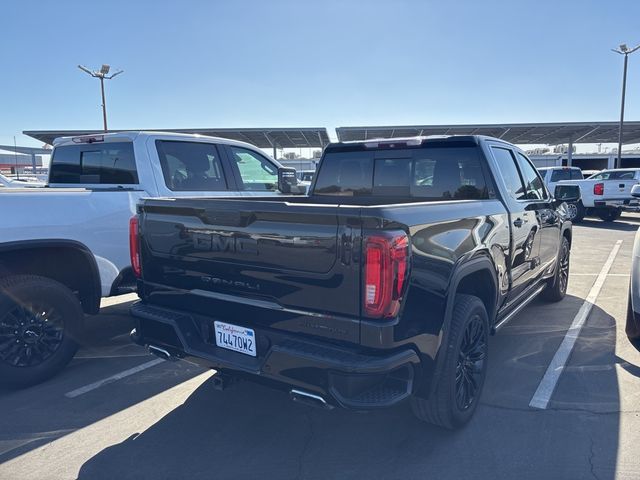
[
  {"xmin": 364, "ymin": 232, "xmax": 409, "ymax": 318},
  {"xmin": 129, "ymin": 215, "xmax": 141, "ymax": 278},
  {"xmin": 594, "ymin": 183, "xmax": 604, "ymax": 196}
]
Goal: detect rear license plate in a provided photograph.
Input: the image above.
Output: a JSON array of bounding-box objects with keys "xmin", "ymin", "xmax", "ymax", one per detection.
[{"xmin": 214, "ymin": 321, "xmax": 256, "ymax": 357}]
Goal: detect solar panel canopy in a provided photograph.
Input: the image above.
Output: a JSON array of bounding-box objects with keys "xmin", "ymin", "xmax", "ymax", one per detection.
[
  {"xmin": 23, "ymin": 128, "xmax": 330, "ymax": 149},
  {"xmin": 336, "ymin": 122, "xmax": 640, "ymax": 145}
]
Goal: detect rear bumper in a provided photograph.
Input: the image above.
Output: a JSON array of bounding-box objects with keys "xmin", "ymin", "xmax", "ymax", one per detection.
[
  {"xmin": 130, "ymin": 301, "xmax": 420, "ymax": 409},
  {"xmin": 593, "ymin": 198, "xmax": 640, "ymax": 210}
]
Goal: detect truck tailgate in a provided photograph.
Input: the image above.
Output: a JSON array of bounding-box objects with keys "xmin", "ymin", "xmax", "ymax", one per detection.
[
  {"xmin": 138, "ymin": 198, "xmax": 363, "ymax": 341},
  {"xmin": 602, "ymin": 178, "xmax": 639, "ymax": 199}
]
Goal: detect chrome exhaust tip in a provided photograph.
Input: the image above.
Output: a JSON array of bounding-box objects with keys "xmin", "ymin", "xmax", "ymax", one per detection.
[
  {"xmin": 290, "ymin": 389, "xmax": 333, "ymax": 410},
  {"xmin": 147, "ymin": 345, "xmax": 174, "ymax": 361}
]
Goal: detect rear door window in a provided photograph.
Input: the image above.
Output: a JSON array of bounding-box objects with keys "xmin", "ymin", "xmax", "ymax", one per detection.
[
  {"xmin": 491, "ymin": 147, "xmax": 526, "ymax": 200},
  {"xmin": 515, "ymin": 153, "xmax": 547, "ymax": 200},
  {"xmin": 49, "ymin": 142, "xmax": 137, "ymax": 184},
  {"xmin": 156, "ymin": 140, "xmax": 228, "ymax": 191}
]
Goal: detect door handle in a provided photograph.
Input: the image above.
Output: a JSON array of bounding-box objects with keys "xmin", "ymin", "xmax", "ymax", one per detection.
[{"xmin": 513, "ymin": 218, "xmax": 523, "ymax": 228}]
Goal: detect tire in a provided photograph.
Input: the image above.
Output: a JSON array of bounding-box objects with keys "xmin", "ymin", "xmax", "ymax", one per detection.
[
  {"xmin": 0, "ymin": 275, "xmax": 82, "ymax": 387},
  {"xmin": 572, "ymin": 201, "xmax": 585, "ymax": 223},
  {"xmin": 542, "ymin": 236, "xmax": 570, "ymax": 302},
  {"xmin": 597, "ymin": 208, "xmax": 622, "ymax": 222},
  {"xmin": 626, "ymin": 286, "xmax": 640, "ymax": 342},
  {"xmin": 411, "ymin": 294, "xmax": 489, "ymax": 429}
]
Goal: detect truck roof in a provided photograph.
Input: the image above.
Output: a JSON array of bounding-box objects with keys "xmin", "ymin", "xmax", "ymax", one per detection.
[
  {"xmin": 52, "ymin": 131, "xmax": 274, "ymax": 154},
  {"xmin": 325, "ymin": 134, "xmax": 512, "ymax": 152},
  {"xmin": 537, "ymin": 166, "xmax": 581, "ymax": 171}
]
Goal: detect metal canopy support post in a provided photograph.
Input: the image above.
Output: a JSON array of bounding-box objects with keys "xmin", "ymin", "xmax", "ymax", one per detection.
[
  {"xmin": 616, "ymin": 52, "xmax": 629, "ymax": 169},
  {"xmin": 567, "ymin": 140, "xmax": 573, "ymax": 166},
  {"xmin": 31, "ymin": 153, "xmax": 37, "ymax": 174},
  {"xmin": 273, "ymin": 146, "xmax": 277, "ymax": 159},
  {"xmin": 99, "ymin": 76, "xmax": 107, "ymax": 132}
]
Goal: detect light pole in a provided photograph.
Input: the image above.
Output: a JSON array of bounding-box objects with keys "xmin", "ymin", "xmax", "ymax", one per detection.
[
  {"xmin": 78, "ymin": 64, "xmax": 124, "ymax": 132},
  {"xmin": 612, "ymin": 44, "xmax": 640, "ymax": 168}
]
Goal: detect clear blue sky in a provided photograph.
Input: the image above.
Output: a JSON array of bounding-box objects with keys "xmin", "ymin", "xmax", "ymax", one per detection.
[{"xmin": 1, "ymin": 0, "xmax": 639, "ymax": 148}]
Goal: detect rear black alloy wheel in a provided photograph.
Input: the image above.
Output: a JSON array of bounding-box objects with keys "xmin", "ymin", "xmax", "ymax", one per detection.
[
  {"xmin": 626, "ymin": 285, "xmax": 640, "ymax": 342},
  {"xmin": 411, "ymin": 294, "xmax": 489, "ymax": 429},
  {"xmin": 558, "ymin": 240, "xmax": 570, "ymax": 294},
  {"xmin": 0, "ymin": 303, "xmax": 64, "ymax": 367},
  {"xmin": 542, "ymin": 236, "xmax": 570, "ymax": 302},
  {"xmin": 0, "ymin": 275, "xmax": 81, "ymax": 387},
  {"xmin": 455, "ymin": 315, "xmax": 487, "ymax": 411}
]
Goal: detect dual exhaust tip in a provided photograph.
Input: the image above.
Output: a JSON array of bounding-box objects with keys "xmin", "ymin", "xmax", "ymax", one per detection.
[
  {"xmin": 147, "ymin": 344, "xmax": 333, "ymax": 410},
  {"xmin": 290, "ymin": 388, "xmax": 333, "ymax": 410},
  {"xmin": 148, "ymin": 345, "xmax": 174, "ymax": 361}
]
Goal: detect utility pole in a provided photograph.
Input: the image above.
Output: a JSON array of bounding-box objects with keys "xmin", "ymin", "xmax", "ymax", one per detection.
[
  {"xmin": 612, "ymin": 44, "xmax": 640, "ymax": 168},
  {"xmin": 78, "ymin": 64, "xmax": 124, "ymax": 132}
]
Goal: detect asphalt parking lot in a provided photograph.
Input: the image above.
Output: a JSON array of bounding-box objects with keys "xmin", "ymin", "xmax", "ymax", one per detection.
[{"xmin": 1, "ymin": 215, "xmax": 640, "ymax": 480}]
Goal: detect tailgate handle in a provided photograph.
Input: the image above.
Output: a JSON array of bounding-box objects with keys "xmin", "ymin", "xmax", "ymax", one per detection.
[{"xmin": 620, "ymin": 184, "xmax": 625, "ymax": 188}]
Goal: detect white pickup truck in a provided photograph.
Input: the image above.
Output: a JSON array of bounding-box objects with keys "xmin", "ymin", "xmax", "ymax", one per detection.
[
  {"xmin": 559, "ymin": 168, "xmax": 640, "ymax": 222},
  {"xmin": 0, "ymin": 131, "xmax": 300, "ymax": 386}
]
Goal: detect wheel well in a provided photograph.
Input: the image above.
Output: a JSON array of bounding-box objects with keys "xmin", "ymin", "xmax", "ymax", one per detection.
[
  {"xmin": 0, "ymin": 244, "xmax": 101, "ymax": 314},
  {"xmin": 455, "ymin": 268, "xmax": 497, "ymax": 322}
]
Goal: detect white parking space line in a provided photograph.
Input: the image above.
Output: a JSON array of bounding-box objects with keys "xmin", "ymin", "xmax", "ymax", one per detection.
[
  {"xmin": 64, "ymin": 358, "xmax": 165, "ymax": 398},
  {"xmin": 529, "ymin": 240, "xmax": 623, "ymax": 410},
  {"xmin": 99, "ymin": 293, "xmax": 139, "ymax": 308},
  {"xmin": 571, "ymin": 273, "xmax": 629, "ymax": 277}
]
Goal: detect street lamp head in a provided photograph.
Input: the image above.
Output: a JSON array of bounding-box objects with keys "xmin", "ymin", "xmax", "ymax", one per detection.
[
  {"xmin": 78, "ymin": 64, "xmax": 95, "ymax": 76},
  {"xmin": 100, "ymin": 64, "xmax": 111, "ymax": 75},
  {"xmin": 620, "ymin": 44, "xmax": 629, "ymax": 53}
]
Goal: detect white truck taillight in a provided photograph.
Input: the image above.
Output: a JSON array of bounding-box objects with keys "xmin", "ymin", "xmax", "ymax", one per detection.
[
  {"xmin": 364, "ymin": 232, "xmax": 409, "ymax": 318},
  {"xmin": 594, "ymin": 183, "xmax": 604, "ymax": 196},
  {"xmin": 129, "ymin": 215, "xmax": 141, "ymax": 278}
]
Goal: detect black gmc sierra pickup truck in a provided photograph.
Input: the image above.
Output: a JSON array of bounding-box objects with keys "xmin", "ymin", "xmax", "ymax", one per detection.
[{"xmin": 130, "ymin": 135, "xmax": 579, "ymax": 428}]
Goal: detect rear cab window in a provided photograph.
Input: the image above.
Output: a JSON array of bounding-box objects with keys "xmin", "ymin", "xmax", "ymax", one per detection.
[
  {"xmin": 550, "ymin": 168, "xmax": 584, "ymax": 182},
  {"xmin": 313, "ymin": 143, "xmax": 490, "ymax": 201},
  {"xmin": 49, "ymin": 141, "xmax": 137, "ymax": 184}
]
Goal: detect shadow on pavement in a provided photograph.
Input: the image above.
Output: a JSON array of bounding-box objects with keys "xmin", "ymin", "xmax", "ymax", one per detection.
[
  {"xmin": 76, "ymin": 296, "xmax": 622, "ymax": 480},
  {"xmin": 0, "ymin": 300, "xmax": 201, "ymax": 464},
  {"xmin": 577, "ymin": 218, "xmax": 639, "ymax": 232}
]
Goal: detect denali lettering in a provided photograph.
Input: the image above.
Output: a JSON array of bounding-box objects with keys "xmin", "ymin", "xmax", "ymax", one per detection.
[{"xmin": 201, "ymin": 276, "xmax": 261, "ymax": 291}]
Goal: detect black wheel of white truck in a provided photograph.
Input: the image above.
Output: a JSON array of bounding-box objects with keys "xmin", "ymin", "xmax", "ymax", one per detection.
[
  {"xmin": 566, "ymin": 201, "xmax": 585, "ymax": 223},
  {"xmin": 411, "ymin": 294, "xmax": 488, "ymax": 429},
  {"xmin": 598, "ymin": 208, "xmax": 622, "ymax": 222},
  {"xmin": 565, "ymin": 202, "xmax": 578, "ymax": 221},
  {"xmin": 0, "ymin": 275, "xmax": 81, "ymax": 387}
]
